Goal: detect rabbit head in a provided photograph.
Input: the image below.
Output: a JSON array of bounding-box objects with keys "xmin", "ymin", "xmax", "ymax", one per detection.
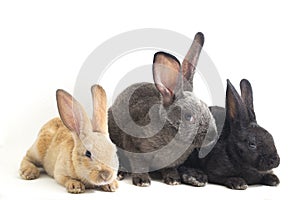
[
  {"xmin": 153, "ymin": 33, "xmax": 218, "ymax": 149},
  {"xmin": 56, "ymin": 85, "xmax": 119, "ymax": 186},
  {"xmin": 225, "ymin": 79, "xmax": 280, "ymax": 171}
]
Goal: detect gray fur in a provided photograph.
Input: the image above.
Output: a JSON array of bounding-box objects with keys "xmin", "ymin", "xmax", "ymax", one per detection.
[{"xmin": 108, "ymin": 32, "xmax": 218, "ymax": 186}]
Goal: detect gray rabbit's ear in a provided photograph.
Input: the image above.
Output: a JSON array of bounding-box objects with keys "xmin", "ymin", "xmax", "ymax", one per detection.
[
  {"xmin": 56, "ymin": 89, "xmax": 92, "ymax": 139},
  {"xmin": 182, "ymin": 32, "xmax": 204, "ymax": 91},
  {"xmin": 226, "ymin": 80, "xmax": 249, "ymax": 129},
  {"xmin": 91, "ymin": 84, "xmax": 108, "ymax": 134},
  {"xmin": 153, "ymin": 52, "xmax": 181, "ymax": 106},
  {"xmin": 240, "ymin": 79, "xmax": 256, "ymax": 123}
]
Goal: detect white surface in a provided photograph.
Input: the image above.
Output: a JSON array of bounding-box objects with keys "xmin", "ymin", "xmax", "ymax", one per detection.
[{"xmin": 0, "ymin": 1, "xmax": 299, "ymax": 199}]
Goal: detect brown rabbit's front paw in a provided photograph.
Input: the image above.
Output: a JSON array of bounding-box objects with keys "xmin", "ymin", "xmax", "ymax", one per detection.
[
  {"xmin": 225, "ymin": 177, "xmax": 248, "ymax": 190},
  {"xmin": 19, "ymin": 166, "xmax": 40, "ymax": 180},
  {"xmin": 262, "ymin": 173, "xmax": 280, "ymax": 186},
  {"xmin": 100, "ymin": 180, "xmax": 119, "ymax": 192},
  {"xmin": 66, "ymin": 180, "xmax": 85, "ymax": 193}
]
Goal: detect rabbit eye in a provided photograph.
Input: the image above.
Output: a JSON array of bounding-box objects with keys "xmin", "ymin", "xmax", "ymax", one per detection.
[
  {"xmin": 85, "ymin": 150, "xmax": 92, "ymax": 158},
  {"xmin": 248, "ymin": 142, "xmax": 257, "ymax": 150},
  {"xmin": 184, "ymin": 113, "xmax": 194, "ymax": 123}
]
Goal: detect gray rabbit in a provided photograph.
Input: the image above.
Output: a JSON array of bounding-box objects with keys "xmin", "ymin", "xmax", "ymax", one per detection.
[
  {"xmin": 108, "ymin": 32, "xmax": 218, "ymax": 186},
  {"xmin": 179, "ymin": 79, "xmax": 280, "ymax": 189}
]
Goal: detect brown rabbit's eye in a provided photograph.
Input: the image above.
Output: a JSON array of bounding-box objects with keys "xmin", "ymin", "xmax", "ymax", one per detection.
[
  {"xmin": 85, "ymin": 150, "xmax": 92, "ymax": 158},
  {"xmin": 184, "ymin": 113, "xmax": 195, "ymax": 123}
]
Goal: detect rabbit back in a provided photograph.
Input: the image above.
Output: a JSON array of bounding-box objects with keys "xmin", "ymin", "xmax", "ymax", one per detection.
[{"xmin": 25, "ymin": 117, "xmax": 74, "ymax": 177}]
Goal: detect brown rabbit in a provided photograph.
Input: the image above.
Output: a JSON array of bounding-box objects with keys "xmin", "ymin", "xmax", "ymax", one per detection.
[{"xmin": 19, "ymin": 85, "xmax": 119, "ymax": 193}]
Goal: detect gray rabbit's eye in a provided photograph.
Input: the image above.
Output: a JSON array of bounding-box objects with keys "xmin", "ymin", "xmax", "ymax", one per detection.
[
  {"xmin": 184, "ymin": 113, "xmax": 195, "ymax": 123},
  {"xmin": 85, "ymin": 150, "xmax": 92, "ymax": 158}
]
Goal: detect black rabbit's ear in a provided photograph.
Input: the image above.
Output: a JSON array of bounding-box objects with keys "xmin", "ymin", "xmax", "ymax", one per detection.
[
  {"xmin": 182, "ymin": 32, "xmax": 204, "ymax": 91},
  {"xmin": 240, "ymin": 79, "xmax": 256, "ymax": 123},
  {"xmin": 153, "ymin": 52, "xmax": 181, "ymax": 106},
  {"xmin": 226, "ymin": 80, "xmax": 249, "ymax": 129}
]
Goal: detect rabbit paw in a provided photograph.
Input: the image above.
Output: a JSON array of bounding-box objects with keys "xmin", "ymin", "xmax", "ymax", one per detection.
[
  {"xmin": 225, "ymin": 177, "xmax": 248, "ymax": 190},
  {"xmin": 262, "ymin": 173, "xmax": 280, "ymax": 186},
  {"xmin": 100, "ymin": 180, "xmax": 119, "ymax": 192},
  {"xmin": 117, "ymin": 171, "xmax": 128, "ymax": 180},
  {"xmin": 181, "ymin": 171, "xmax": 207, "ymax": 187},
  {"xmin": 19, "ymin": 165, "xmax": 40, "ymax": 180},
  {"xmin": 66, "ymin": 180, "xmax": 85, "ymax": 193},
  {"xmin": 132, "ymin": 173, "xmax": 151, "ymax": 187},
  {"xmin": 163, "ymin": 173, "xmax": 181, "ymax": 185}
]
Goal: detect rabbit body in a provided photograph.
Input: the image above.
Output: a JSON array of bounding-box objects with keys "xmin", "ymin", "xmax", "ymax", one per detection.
[
  {"xmin": 108, "ymin": 33, "xmax": 218, "ymax": 186},
  {"xmin": 180, "ymin": 80, "xmax": 280, "ymax": 189},
  {"xmin": 20, "ymin": 85, "xmax": 119, "ymax": 193}
]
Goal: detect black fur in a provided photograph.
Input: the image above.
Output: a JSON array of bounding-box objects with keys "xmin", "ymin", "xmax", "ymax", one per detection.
[{"xmin": 179, "ymin": 79, "xmax": 280, "ymax": 189}]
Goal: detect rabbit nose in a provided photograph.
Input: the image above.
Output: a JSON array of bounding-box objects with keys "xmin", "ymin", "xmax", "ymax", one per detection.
[
  {"xmin": 99, "ymin": 170, "xmax": 113, "ymax": 182},
  {"xmin": 269, "ymin": 154, "xmax": 280, "ymax": 168}
]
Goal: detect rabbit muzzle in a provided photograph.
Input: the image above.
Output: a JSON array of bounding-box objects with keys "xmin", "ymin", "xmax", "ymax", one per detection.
[{"xmin": 257, "ymin": 153, "xmax": 280, "ymax": 171}]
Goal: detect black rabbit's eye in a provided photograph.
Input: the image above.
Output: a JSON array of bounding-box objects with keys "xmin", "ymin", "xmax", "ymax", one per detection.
[
  {"xmin": 184, "ymin": 113, "xmax": 194, "ymax": 123},
  {"xmin": 85, "ymin": 150, "xmax": 92, "ymax": 158},
  {"xmin": 248, "ymin": 142, "xmax": 257, "ymax": 150}
]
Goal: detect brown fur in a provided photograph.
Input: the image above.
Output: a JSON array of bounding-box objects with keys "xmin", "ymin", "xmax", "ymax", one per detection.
[{"xmin": 20, "ymin": 85, "xmax": 119, "ymax": 193}]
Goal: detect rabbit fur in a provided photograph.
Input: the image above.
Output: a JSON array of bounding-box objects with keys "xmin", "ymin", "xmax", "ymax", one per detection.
[
  {"xmin": 179, "ymin": 79, "xmax": 280, "ymax": 189},
  {"xmin": 19, "ymin": 85, "xmax": 119, "ymax": 193},
  {"xmin": 108, "ymin": 32, "xmax": 218, "ymax": 186}
]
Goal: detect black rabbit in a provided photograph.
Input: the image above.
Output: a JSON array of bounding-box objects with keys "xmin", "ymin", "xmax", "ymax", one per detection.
[
  {"xmin": 108, "ymin": 32, "xmax": 218, "ymax": 186},
  {"xmin": 179, "ymin": 79, "xmax": 280, "ymax": 189}
]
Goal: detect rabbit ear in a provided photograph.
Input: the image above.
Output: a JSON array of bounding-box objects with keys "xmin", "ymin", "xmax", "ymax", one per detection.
[
  {"xmin": 226, "ymin": 80, "xmax": 249, "ymax": 129},
  {"xmin": 56, "ymin": 89, "xmax": 92, "ymax": 139},
  {"xmin": 91, "ymin": 84, "xmax": 108, "ymax": 134},
  {"xmin": 153, "ymin": 52, "xmax": 181, "ymax": 106},
  {"xmin": 240, "ymin": 79, "xmax": 256, "ymax": 123},
  {"xmin": 182, "ymin": 32, "xmax": 204, "ymax": 91}
]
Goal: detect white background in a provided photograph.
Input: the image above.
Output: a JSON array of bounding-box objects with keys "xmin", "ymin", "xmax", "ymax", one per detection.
[{"xmin": 0, "ymin": 1, "xmax": 299, "ymax": 200}]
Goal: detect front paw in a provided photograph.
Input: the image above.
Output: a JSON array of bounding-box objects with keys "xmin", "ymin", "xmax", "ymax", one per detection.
[
  {"xmin": 262, "ymin": 173, "xmax": 280, "ymax": 186},
  {"xmin": 100, "ymin": 180, "xmax": 119, "ymax": 192},
  {"xmin": 66, "ymin": 180, "xmax": 85, "ymax": 193},
  {"xmin": 163, "ymin": 170, "xmax": 181, "ymax": 185},
  {"xmin": 19, "ymin": 165, "xmax": 40, "ymax": 180},
  {"xmin": 132, "ymin": 173, "xmax": 151, "ymax": 187},
  {"xmin": 225, "ymin": 177, "xmax": 248, "ymax": 190},
  {"xmin": 164, "ymin": 175, "xmax": 181, "ymax": 185},
  {"xmin": 180, "ymin": 170, "xmax": 207, "ymax": 187},
  {"xmin": 117, "ymin": 171, "xmax": 129, "ymax": 181}
]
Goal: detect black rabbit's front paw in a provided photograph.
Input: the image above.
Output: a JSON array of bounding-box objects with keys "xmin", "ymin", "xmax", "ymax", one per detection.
[
  {"xmin": 132, "ymin": 173, "xmax": 151, "ymax": 187},
  {"xmin": 180, "ymin": 168, "xmax": 207, "ymax": 187},
  {"xmin": 262, "ymin": 173, "xmax": 280, "ymax": 186},
  {"xmin": 225, "ymin": 177, "xmax": 248, "ymax": 190}
]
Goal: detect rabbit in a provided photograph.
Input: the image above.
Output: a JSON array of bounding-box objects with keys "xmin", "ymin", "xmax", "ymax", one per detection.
[
  {"xmin": 108, "ymin": 32, "xmax": 218, "ymax": 186},
  {"xmin": 19, "ymin": 85, "xmax": 119, "ymax": 193},
  {"xmin": 179, "ymin": 79, "xmax": 280, "ymax": 189}
]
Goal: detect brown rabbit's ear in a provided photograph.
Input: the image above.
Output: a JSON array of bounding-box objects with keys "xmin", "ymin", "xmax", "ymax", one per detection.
[
  {"xmin": 91, "ymin": 84, "xmax": 108, "ymax": 134},
  {"xmin": 182, "ymin": 32, "xmax": 204, "ymax": 91},
  {"xmin": 240, "ymin": 79, "xmax": 256, "ymax": 123},
  {"xmin": 56, "ymin": 89, "xmax": 92, "ymax": 138},
  {"xmin": 153, "ymin": 52, "xmax": 181, "ymax": 106},
  {"xmin": 226, "ymin": 80, "xmax": 249, "ymax": 129}
]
